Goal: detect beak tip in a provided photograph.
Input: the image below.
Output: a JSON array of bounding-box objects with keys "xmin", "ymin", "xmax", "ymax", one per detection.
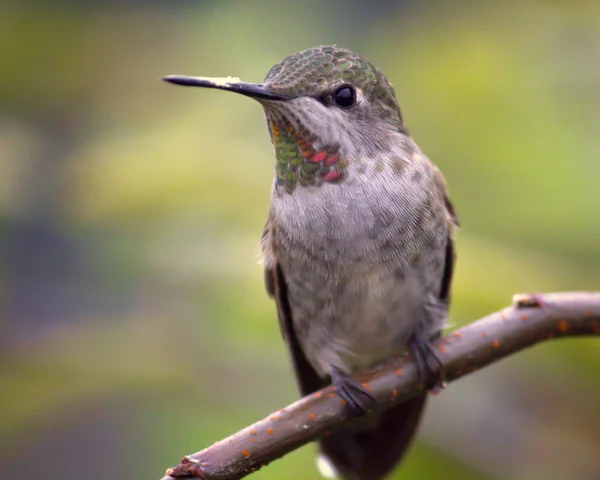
[
  {"xmin": 161, "ymin": 75, "xmax": 247, "ymax": 90},
  {"xmin": 162, "ymin": 75, "xmax": 187, "ymax": 86}
]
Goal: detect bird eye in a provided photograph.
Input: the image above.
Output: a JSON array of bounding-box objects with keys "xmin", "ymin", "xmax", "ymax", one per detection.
[{"xmin": 333, "ymin": 86, "xmax": 356, "ymax": 108}]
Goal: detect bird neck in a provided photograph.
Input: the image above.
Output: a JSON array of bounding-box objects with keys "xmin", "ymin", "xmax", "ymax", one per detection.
[{"xmin": 268, "ymin": 115, "xmax": 348, "ymax": 194}]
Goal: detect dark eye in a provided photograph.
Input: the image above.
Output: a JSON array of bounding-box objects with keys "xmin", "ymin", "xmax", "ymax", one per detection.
[{"xmin": 334, "ymin": 86, "xmax": 356, "ymax": 108}]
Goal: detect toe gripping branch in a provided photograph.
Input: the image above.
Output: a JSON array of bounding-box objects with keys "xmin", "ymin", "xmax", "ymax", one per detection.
[
  {"xmin": 330, "ymin": 368, "xmax": 375, "ymax": 416},
  {"xmin": 409, "ymin": 332, "xmax": 446, "ymax": 389},
  {"xmin": 330, "ymin": 331, "xmax": 446, "ymax": 417}
]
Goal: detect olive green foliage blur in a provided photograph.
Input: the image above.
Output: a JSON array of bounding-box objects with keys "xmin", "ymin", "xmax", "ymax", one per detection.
[{"xmin": 1, "ymin": 1, "xmax": 599, "ymax": 479}]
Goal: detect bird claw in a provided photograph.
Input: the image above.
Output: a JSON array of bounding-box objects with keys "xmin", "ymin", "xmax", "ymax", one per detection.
[
  {"xmin": 409, "ymin": 333, "xmax": 446, "ymax": 389},
  {"xmin": 331, "ymin": 369, "xmax": 375, "ymax": 417}
]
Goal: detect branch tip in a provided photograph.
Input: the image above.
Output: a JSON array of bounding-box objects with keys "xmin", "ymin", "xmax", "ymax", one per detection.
[{"xmin": 512, "ymin": 292, "xmax": 544, "ymax": 308}]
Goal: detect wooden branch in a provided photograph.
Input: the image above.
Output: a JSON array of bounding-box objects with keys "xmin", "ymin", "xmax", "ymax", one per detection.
[{"xmin": 162, "ymin": 292, "xmax": 600, "ymax": 480}]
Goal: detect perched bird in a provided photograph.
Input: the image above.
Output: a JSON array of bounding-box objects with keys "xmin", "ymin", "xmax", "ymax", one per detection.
[{"xmin": 163, "ymin": 45, "xmax": 458, "ymax": 480}]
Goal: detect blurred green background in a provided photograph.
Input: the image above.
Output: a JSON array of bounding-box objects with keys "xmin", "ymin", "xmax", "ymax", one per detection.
[{"xmin": 1, "ymin": 1, "xmax": 599, "ymax": 479}]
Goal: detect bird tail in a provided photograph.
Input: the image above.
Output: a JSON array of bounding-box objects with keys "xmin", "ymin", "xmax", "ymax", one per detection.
[{"xmin": 318, "ymin": 395, "xmax": 427, "ymax": 480}]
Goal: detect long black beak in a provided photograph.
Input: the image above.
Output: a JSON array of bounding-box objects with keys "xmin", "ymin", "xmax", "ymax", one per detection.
[{"xmin": 162, "ymin": 75, "xmax": 293, "ymax": 101}]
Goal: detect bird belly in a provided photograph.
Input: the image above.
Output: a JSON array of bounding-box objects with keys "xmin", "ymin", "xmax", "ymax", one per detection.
[{"xmin": 284, "ymin": 256, "xmax": 442, "ymax": 377}]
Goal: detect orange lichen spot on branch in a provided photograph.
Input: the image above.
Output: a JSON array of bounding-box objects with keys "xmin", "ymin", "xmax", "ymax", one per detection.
[
  {"xmin": 340, "ymin": 399, "xmax": 347, "ymax": 406},
  {"xmin": 269, "ymin": 416, "xmax": 279, "ymax": 421},
  {"xmin": 482, "ymin": 331, "xmax": 488, "ymax": 338},
  {"xmin": 315, "ymin": 391, "xmax": 323, "ymax": 398},
  {"xmin": 392, "ymin": 389, "xmax": 398, "ymax": 397},
  {"xmin": 438, "ymin": 345, "xmax": 446, "ymax": 354},
  {"xmin": 520, "ymin": 313, "xmax": 528, "ymax": 321},
  {"xmin": 329, "ymin": 393, "xmax": 336, "ymax": 398},
  {"xmin": 309, "ymin": 413, "xmax": 316, "ymax": 421},
  {"xmin": 279, "ymin": 408, "xmax": 286, "ymax": 413},
  {"xmin": 444, "ymin": 337, "xmax": 451, "ymax": 344},
  {"xmin": 492, "ymin": 340, "xmax": 500, "ymax": 349},
  {"xmin": 558, "ymin": 320, "xmax": 569, "ymax": 333},
  {"xmin": 251, "ymin": 438, "xmax": 257, "ymax": 443},
  {"xmin": 361, "ymin": 382, "xmax": 374, "ymax": 393},
  {"xmin": 396, "ymin": 368, "xmax": 403, "ymax": 376},
  {"xmin": 267, "ymin": 428, "xmax": 274, "ymax": 435},
  {"xmin": 242, "ymin": 449, "xmax": 251, "ymax": 458},
  {"xmin": 250, "ymin": 429, "xmax": 256, "ymax": 435},
  {"xmin": 453, "ymin": 332, "xmax": 462, "ymax": 339}
]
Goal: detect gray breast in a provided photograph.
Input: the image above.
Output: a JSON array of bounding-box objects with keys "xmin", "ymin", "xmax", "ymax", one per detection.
[{"xmin": 271, "ymin": 161, "xmax": 449, "ymax": 377}]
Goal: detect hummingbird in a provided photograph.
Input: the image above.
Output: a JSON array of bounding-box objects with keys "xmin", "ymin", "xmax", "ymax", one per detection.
[{"xmin": 163, "ymin": 45, "xmax": 458, "ymax": 480}]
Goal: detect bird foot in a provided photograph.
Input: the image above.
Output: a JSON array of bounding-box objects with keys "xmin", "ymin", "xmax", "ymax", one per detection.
[
  {"xmin": 409, "ymin": 332, "xmax": 446, "ymax": 389},
  {"xmin": 330, "ymin": 369, "xmax": 375, "ymax": 417}
]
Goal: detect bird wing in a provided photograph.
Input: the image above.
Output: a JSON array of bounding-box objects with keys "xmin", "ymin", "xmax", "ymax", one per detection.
[
  {"xmin": 432, "ymin": 163, "xmax": 459, "ymax": 302},
  {"xmin": 262, "ymin": 220, "xmax": 325, "ymax": 397}
]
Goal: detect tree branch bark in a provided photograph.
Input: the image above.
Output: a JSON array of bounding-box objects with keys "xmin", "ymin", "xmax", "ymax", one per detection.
[{"xmin": 162, "ymin": 292, "xmax": 600, "ymax": 480}]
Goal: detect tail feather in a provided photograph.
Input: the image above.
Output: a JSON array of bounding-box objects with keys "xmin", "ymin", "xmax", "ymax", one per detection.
[{"xmin": 319, "ymin": 395, "xmax": 428, "ymax": 480}]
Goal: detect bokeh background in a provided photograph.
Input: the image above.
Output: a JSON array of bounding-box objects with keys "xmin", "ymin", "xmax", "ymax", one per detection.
[{"xmin": 1, "ymin": 1, "xmax": 599, "ymax": 479}]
